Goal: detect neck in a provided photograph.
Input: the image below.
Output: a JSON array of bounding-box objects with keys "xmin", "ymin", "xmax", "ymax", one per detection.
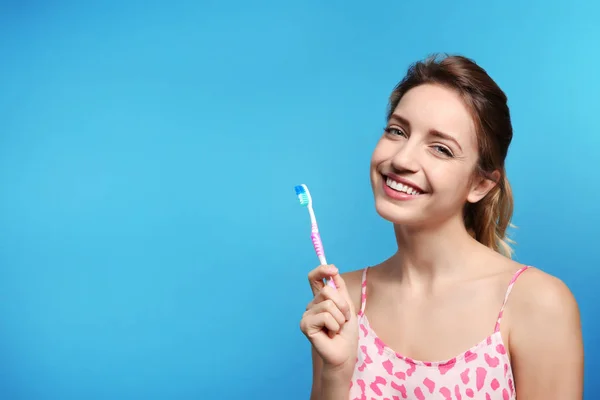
[{"xmin": 385, "ymin": 216, "xmax": 482, "ymax": 286}]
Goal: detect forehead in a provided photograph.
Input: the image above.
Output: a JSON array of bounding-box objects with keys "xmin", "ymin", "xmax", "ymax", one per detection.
[{"xmin": 392, "ymin": 84, "xmax": 477, "ymax": 150}]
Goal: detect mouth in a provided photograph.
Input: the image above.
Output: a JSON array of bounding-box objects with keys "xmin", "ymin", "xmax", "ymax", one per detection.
[{"xmin": 382, "ymin": 174, "xmax": 426, "ymax": 196}]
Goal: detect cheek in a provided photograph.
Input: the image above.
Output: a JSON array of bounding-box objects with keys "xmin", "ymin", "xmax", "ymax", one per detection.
[
  {"xmin": 370, "ymin": 139, "xmax": 391, "ymax": 167},
  {"xmin": 428, "ymin": 166, "xmax": 472, "ymax": 197}
]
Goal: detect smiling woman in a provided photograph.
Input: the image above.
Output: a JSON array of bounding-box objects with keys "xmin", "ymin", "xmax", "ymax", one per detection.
[{"xmin": 299, "ymin": 54, "xmax": 583, "ymax": 400}]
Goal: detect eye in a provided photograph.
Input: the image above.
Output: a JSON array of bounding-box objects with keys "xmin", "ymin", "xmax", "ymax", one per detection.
[
  {"xmin": 433, "ymin": 145, "xmax": 454, "ymax": 157},
  {"xmin": 384, "ymin": 126, "xmax": 407, "ymax": 138}
]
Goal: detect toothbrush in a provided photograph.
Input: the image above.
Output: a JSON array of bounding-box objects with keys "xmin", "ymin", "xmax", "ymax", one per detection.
[{"xmin": 294, "ymin": 184, "xmax": 337, "ymax": 289}]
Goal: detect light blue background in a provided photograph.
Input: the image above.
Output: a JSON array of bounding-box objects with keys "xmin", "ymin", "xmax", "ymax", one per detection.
[{"xmin": 1, "ymin": 1, "xmax": 598, "ymax": 399}]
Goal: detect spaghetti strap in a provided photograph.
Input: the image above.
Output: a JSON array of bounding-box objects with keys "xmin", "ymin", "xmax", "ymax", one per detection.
[
  {"xmin": 358, "ymin": 267, "xmax": 369, "ymax": 316},
  {"xmin": 493, "ymin": 266, "xmax": 530, "ymax": 332}
]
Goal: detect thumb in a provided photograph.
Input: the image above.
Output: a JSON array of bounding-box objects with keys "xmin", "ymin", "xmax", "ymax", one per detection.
[{"xmin": 308, "ymin": 264, "xmax": 339, "ymax": 296}]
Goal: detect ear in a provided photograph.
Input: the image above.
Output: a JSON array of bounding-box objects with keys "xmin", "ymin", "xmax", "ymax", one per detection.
[{"xmin": 467, "ymin": 170, "xmax": 500, "ymax": 204}]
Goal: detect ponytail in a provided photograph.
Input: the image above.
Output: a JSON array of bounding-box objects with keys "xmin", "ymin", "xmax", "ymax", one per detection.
[{"xmin": 464, "ymin": 172, "xmax": 515, "ymax": 258}]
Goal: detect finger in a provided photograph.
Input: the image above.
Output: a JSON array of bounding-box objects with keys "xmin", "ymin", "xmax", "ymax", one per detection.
[
  {"xmin": 300, "ymin": 312, "xmax": 341, "ymax": 337},
  {"xmin": 308, "ymin": 285, "xmax": 351, "ymax": 321},
  {"xmin": 305, "ymin": 299, "xmax": 346, "ymax": 326},
  {"xmin": 329, "ymin": 273, "xmax": 356, "ymax": 315},
  {"xmin": 307, "ymin": 264, "xmax": 338, "ymax": 296},
  {"xmin": 313, "ymin": 312, "xmax": 341, "ymax": 336}
]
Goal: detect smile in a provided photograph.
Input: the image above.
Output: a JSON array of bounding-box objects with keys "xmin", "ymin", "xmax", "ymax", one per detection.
[
  {"xmin": 383, "ymin": 175, "xmax": 425, "ymax": 198},
  {"xmin": 386, "ymin": 177, "xmax": 422, "ymax": 195}
]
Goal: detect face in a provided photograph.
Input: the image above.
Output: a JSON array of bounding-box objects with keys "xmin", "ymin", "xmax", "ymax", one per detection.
[{"xmin": 371, "ymin": 84, "xmax": 496, "ymax": 228}]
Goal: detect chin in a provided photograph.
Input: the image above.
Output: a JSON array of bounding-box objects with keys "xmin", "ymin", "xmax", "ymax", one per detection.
[{"xmin": 373, "ymin": 197, "xmax": 422, "ymax": 226}]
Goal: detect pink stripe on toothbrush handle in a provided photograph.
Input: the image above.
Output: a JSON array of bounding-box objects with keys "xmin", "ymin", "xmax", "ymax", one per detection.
[
  {"xmin": 310, "ymin": 232, "xmax": 326, "ymax": 259},
  {"xmin": 311, "ymin": 232, "xmax": 336, "ymax": 290}
]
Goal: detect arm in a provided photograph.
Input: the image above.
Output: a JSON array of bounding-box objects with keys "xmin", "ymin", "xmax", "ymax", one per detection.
[
  {"xmin": 309, "ymin": 347, "xmax": 323, "ymax": 400},
  {"xmin": 308, "ymin": 270, "xmax": 363, "ymax": 400},
  {"xmin": 508, "ymin": 269, "xmax": 584, "ymax": 399},
  {"xmin": 310, "ymin": 347, "xmax": 353, "ymax": 400}
]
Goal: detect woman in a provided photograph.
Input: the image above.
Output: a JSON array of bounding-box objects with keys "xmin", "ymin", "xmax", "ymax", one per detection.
[{"xmin": 300, "ymin": 55, "xmax": 583, "ymax": 399}]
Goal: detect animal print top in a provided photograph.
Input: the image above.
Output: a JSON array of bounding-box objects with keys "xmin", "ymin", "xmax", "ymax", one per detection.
[{"xmin": 349, "ymin": 266, "xmax": 530, "ymax": 400}]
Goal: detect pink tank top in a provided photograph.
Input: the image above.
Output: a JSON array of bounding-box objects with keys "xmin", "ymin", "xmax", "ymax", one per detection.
[{"xmin": 349, "ymin": 266, "xmax": 529, "ymax": 400}]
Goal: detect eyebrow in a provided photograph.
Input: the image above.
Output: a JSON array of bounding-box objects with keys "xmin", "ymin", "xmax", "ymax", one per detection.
[{"xmin": 389, "ymin": 113, "xmax": 463, "ymax": 152}]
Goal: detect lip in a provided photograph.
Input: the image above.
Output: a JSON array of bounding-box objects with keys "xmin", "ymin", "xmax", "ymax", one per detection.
[{"xmin": 383, "ymin": 173, "xmax": 426, "ymax": 193}]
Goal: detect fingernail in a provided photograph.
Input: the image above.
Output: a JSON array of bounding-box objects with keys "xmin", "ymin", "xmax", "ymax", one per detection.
[{"xmin": 328, "ymin": 266, "xmax": 338, "ymax": 273}]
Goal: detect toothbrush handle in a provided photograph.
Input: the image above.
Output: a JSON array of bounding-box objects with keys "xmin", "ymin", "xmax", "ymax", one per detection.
[
  {"xmin": 326, "ymin": 277, "xmax": 337, "ymax": 289},
  {"xmin": 311, "ymin": 231, "xmax": 337, "ymax": 289},
  {"xmin": 311, "ymin": 231, "xmax": 327, "ymax": 264}
]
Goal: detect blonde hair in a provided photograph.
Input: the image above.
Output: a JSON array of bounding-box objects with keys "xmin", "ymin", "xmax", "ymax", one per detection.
[
  {"xmin": 464, "ymin": 172, "xmax": 515, "ymax": 257},
  {"xmin": 388, "ymin": 54, "xmax": 516, "ymax": 257}
]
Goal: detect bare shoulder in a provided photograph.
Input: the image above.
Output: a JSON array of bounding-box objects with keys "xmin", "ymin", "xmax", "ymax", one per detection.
[
  {"xmin": 341, "ymin": 269, "xmax": 364, "ymax": 316},
  {"xmin": 506, "ymin": 266, "xmax": 580, "ymax": 323},
  {"xmin": 505, "ymin": 265, "xmax": 582, "ymax": 362},
  {"xmin": 504, "ymin": 266, "xmax": 583, "ymax": 396},
  {"xmin": 464, "ymin": 254, "xmax": 584, "ymax": 396}
]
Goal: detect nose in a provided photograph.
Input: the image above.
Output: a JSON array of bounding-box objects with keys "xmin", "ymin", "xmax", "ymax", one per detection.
[{"xmin": 390, "ymin": 139, "xmax": 420, "ymax": 173}]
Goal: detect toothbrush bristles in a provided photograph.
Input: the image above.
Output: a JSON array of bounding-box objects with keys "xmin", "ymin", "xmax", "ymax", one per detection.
[{"xmin": 294, "ymin": 184, "xmax": 310, "ymax": 206}]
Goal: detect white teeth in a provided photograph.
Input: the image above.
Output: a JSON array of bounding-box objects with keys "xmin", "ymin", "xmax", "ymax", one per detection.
[{"xmin": 385, "ymin": 177, "xmax": 421, "ymax": 195}]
